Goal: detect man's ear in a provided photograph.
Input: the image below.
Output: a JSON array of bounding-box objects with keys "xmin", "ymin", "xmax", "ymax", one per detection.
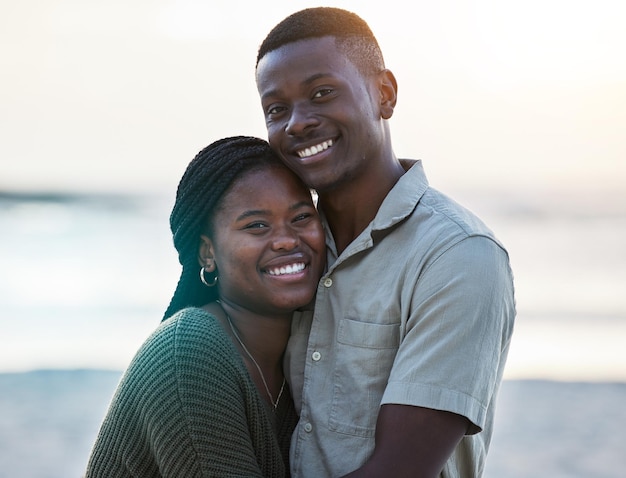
[
  {"xmin": 379, "ymin": 69, "xmax": 398, "ymax": 120},
  {"xmin": 198, "ymin": 235, "xmax": 217, "ymax": 271}
]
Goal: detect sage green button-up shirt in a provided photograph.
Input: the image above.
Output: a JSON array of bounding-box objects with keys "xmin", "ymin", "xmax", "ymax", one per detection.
[{"xmin": 285, "ymin": 160, "xmax": 516, "ymax": 478}]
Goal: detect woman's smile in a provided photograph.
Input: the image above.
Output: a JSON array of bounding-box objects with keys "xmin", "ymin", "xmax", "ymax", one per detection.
[{"xmin": 205, "ymin": 165, "xmax": 325, "ymax": 315}]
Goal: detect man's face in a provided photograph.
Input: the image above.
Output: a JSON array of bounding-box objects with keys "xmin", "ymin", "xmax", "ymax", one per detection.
[{"xmin": 256, "ymin": 36, "xmax": 385, "ymax": 193}]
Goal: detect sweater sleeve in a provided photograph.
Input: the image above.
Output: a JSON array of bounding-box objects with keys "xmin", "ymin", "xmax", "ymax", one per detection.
[{"xmin": 86, "ymin": 308, "xmax": 282, "ymax": 477}]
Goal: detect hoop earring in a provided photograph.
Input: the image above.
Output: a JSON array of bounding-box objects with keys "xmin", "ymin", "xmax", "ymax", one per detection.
[{"xmin": 200, "ymin": 267, "xmax": 218, "ymax": 287}]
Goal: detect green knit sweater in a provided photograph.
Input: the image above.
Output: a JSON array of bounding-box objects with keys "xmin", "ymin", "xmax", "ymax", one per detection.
[{"xmin": 86, "ymin": 307, "xmax": 297, "ymax": 477}]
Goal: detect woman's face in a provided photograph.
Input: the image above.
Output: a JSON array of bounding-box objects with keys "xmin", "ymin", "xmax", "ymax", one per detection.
[{"xmin": 202, "ymin": 165, "xmax": 325, "ymax": 316}]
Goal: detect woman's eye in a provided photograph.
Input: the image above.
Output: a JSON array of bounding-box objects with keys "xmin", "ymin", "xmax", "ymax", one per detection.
[
  {"xmin": 244, "ymin": 222, "xmax": 268, "ymax": 231},
  {"xmin": 293, "ymin": 213, "xmax": 313, "ymax": 223}
]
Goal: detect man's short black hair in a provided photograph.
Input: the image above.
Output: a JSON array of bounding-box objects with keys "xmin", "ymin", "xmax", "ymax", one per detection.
[{"xmin": 256, "ymin": 7, "xmax": 385, "ymax": 76}]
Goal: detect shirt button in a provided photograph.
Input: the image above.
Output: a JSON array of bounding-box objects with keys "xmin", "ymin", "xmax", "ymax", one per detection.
[
  {"xmin": 304, "ymin": 423, "xmax": 313, "ymax": 433},
  {"xmin": 323, "ymin": 277, "xmax": 333, "ymax": 287},
  {"xmin": 312, "ymin": 351, "xmax": 321, "ymax": 361}
]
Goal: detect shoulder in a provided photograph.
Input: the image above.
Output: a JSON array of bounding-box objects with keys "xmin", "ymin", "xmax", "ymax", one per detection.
[
  {"xmin": 136, "ymin": 307, "xmax": 220, "ymax": 353},
  {"xmin": 421, "ymin": 188, "xmax": 497, "ymax": 239},
  {"xmin": 125, "ymin": 307, "xmax": 239, "ymax": 387},
  {"xmin": 163, "ymin": 306, "xmax": 225, "ymax": 342},
  {"xmin": 381, "ymin": 161, "xmax": 506, "ymax": 250},
  {"xmin": 381, "ymin": 182, "xmax": 507, "ymax": 265},
  {"xmin": 107, "ymin": 307, "xmax": 250, "ymax": 431},
  {"xmin": 404, "ymin": 187, "xmax": 513, "ymax": 274},
  {"xmin": 88, "ymin": 308, "xmax": 259, "ymax": 476},
  {"xmin": 155, "ymin": 307, "xmax": 238, "ymax": 368}
]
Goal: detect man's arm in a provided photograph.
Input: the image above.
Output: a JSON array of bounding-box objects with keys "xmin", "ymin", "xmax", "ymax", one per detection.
[
  {"xmin": 342, "ymin": 404, "xmax": 469, "ymax": 478},
  {"xmin": 342, "ymin": 236, "xmax": 513, "ymax": 478}
]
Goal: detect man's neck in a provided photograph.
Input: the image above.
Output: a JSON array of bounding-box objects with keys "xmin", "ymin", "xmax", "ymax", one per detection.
[{"xmin": 319, "ymin": 159, "xmax": 406, "ymax": 255}]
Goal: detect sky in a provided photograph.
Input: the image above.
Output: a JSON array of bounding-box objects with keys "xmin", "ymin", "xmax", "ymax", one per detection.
[
  {"xmin": 1, "ymin": 0, "xmax": 625, "ymax": 196},
  {"xmin": 1, "ymin": 0, "xmax": 626, "ymax": 380}
]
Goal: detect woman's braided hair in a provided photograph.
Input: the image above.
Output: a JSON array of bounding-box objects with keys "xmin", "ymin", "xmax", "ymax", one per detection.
[{"xmin": 162, "ymin": 136, "xmax": 283, "ymax": 321}]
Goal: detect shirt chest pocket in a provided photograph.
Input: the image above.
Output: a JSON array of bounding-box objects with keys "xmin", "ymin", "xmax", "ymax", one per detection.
[{"xmin": 329, "ymin": 318, "xmax": 400, "ymax": 437}]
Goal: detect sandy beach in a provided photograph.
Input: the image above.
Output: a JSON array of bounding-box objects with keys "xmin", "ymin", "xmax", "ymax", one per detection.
[{"xmin": 0, "ymin": 370, "xmax": 624, "ymax": 478}]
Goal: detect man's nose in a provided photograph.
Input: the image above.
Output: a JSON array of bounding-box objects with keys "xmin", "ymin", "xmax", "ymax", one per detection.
[{"xmin": 285, "ymin": 103, "xmax": 319, "ymax": 136}]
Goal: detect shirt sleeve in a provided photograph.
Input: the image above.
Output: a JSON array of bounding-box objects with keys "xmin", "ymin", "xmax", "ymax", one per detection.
[{"xmin": 382, "ymin": 235, "xmax": 516, "ymax": 433}]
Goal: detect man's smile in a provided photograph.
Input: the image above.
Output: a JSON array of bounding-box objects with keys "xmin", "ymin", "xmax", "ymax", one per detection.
[{"xmin": 297, "ymin": 139, "xmax": 333, "ymax": 158}]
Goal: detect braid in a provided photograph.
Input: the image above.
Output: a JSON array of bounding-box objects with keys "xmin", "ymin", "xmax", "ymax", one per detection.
[{"xmin": 162, "ymin": 136, "xmax": 282, "ymax": 321}]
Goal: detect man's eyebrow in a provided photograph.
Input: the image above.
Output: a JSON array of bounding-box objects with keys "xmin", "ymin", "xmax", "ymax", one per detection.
[
  {"xmin": 261, "ymin": 73, "xmax": 335, "ymax": 101},
  {"xmin": 302, "ymin": 72, "xmax": 334, "ymax": 86}
]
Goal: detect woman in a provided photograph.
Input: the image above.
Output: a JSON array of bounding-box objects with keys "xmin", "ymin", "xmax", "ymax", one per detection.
[{"xmin": 85, "ymin": 136, "xmax": 326, "ymax": 477}]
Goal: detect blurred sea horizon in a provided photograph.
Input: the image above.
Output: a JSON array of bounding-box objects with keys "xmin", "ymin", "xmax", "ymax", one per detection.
[
  {"xmin": 1, "ymin": 180, "xmax": 626, "ymax": 478},
  {"xmin": 2, "ymin": 183, "xmax": 626, "ymax": 477},
  {"xmin": 1, "ymin": 178, "xmax": 625, "ymax": 381}
]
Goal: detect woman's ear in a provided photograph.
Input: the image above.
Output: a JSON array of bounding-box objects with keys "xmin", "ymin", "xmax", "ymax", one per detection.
[
  {"xmin": 198, "ymin": 235, "xmax": 217, "ymax": 271},
  {"xmin": 379, "ymin": 69, "xmax": 398, "ymax": 120}
]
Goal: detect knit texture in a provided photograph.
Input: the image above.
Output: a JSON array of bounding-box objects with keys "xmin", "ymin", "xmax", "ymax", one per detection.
[{"xmin": 85, "ymin": 307, "xmax": 297, "ymax": 477}]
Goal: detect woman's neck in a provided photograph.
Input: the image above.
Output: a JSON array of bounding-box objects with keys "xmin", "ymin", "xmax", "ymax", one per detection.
[{"xmin": 205, "ymin": 300, "xmax": 290, "ymax": 399}]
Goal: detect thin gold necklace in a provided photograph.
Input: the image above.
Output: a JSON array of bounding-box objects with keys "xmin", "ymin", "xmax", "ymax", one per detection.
[{"xmin": 226, "ymin": 314, "xmax": 286, "ymax": 411}]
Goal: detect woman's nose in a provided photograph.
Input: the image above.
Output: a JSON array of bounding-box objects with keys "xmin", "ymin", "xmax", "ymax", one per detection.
[{"xmin": 271, "ymin": 226, "xmax": 299, "ymax": 251}]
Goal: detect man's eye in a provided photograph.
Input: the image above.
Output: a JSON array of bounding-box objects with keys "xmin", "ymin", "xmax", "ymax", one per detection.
[
  {"xmin": 267, "ymin": 105, "xmax": 286, "ymax": 115},
  {"xmin": 313, "ymin": 88, "xmax": 333, "ymax": 99}
]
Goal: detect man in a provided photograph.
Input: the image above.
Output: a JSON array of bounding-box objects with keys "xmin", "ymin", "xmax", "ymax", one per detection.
[{"xmin": 255, "ymin": 7, "xmax": 516, "ymax": 478}]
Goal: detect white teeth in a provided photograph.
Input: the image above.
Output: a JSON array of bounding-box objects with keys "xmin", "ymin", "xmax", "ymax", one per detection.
[
  {"xmin": 267, "ymin": 263, "xmax": 306, "ymax": 276},
  {"xmin": 297, "ymin": 139, "xmax": 333, "ymax": 158}
]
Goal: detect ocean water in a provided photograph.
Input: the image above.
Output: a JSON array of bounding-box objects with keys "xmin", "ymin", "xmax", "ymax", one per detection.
[
  {"xmin": 0, "ymin": 192, "xmax": 179, "ymax": 372},
  {"xmin": 1, "ymin": 188, "xmax": 626, "ymax": 477},
  {"xmin": 1, "ymin": 187, "xmax": 625, "ymax": 379}
]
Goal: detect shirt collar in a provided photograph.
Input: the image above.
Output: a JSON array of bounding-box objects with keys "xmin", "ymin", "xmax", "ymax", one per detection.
[
  {"xmin": 319, "ymin": 159, "xmax": 429, "ymax": 262},
  {"xmin": 371, "ymin": 159, "xmax": 428, "ymax": 232}
]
